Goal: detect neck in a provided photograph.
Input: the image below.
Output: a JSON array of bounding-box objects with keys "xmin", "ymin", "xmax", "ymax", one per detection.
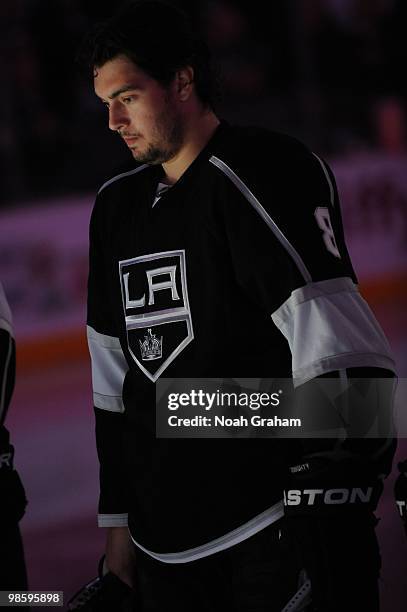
[{"xmin": 162, "ymin": 110, "xmax": 220, "ymax": 184}]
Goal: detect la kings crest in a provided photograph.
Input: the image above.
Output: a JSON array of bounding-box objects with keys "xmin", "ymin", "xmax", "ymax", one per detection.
[{"xmin": 119, "ymin": 250, "xmax": 194, "ymax": 382}]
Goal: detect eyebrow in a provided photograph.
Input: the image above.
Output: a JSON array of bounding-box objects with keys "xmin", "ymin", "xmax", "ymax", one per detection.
[{"xmin": 102, "ymin": 84, "xmax": 142, "ymax": 101}]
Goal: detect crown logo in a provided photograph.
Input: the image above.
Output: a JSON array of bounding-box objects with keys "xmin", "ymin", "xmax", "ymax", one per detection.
[{"xmin": 139, "ymin": 328, "xmax": 163, "ymax": 361}]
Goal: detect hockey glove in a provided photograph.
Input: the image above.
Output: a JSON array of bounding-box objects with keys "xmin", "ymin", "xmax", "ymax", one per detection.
[
  {"xmin": 394, "ymin": 459, "xmax": 407, "ymax": 536},
  {"xmin": 67, "ymin": 556, "xmax": 139, "ymax": 612},
  {"xmin": 0, "ymin": 443, "xmax": 27, "ymax": 523},
  {"xmin": 283, "ymin": 451, "xmax": 384, "ymax": 611},
  {"xmin": 283, "ymin": 371, "xmax": 396, "ymax": 611}
]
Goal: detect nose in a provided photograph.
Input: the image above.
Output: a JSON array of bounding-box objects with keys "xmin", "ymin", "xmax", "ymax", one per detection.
[{"xmin": 108, "ymin": 101, "xmax": 130, "ymax": 132}]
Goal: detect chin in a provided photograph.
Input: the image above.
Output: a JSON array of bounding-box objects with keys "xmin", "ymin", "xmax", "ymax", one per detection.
[{"xmin": 132, "ymin": 148, "xmax": 169, "ymax": 165}]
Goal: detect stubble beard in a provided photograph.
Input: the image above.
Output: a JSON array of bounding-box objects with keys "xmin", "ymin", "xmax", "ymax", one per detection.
[{"xmin": 130, "ymin": 102, "xmax": 184, "ymax": 165}]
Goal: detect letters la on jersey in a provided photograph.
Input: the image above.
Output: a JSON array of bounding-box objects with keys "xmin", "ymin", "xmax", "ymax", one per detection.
[{"xmin": 119, "ymin": 250, "xmax": 194, "ymax": 382}]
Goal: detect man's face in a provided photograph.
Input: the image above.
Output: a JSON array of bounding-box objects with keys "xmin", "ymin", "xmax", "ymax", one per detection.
[{"xmin": 94, "ymin": 54, "xmax": 184, "ymax": 164}]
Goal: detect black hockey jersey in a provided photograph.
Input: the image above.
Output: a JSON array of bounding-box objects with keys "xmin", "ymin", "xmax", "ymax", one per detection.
[{"xmin": 87, "ymin": 122, "xmax": 395, "ymax": 561}]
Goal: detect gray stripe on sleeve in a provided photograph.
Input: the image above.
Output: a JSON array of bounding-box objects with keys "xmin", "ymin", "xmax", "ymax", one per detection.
[
  {"xmin": 87, "ymin": 326, "xmax": 128, "ymax": 412},
  {"xmin": 0, "ymin": 333, "xmax": 12, "ymax": 423},
  {"xmin": 271, "ymin": 277, "xmax": 396, "ymax": 386},
  {"xmin": 0, "ymin": 282, "xmax": 13, "ymax": 338},
  {"xmin": 98, "ymin": 513, "xmax": 128, "ymax": 527}
]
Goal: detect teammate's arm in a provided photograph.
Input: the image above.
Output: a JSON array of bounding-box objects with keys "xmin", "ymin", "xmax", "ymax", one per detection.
[
  {"xmin": 0, "ymin": 284, "xmax": 27, "ymax": 526},
  {"xmin": 0, "ymin": 282, "xmax": 28, "ymax": 590}
]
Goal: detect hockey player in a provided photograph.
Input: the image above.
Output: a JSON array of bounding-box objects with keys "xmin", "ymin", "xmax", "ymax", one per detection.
[
  {"xmin": 0, "ymin": 282, "xmax": 28, "ymax": 599},
  {"xmin": 76, "ymin": 1, "xmax": 397, "ymax": 610}
]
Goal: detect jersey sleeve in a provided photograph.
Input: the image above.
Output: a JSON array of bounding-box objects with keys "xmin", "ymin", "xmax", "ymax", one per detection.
[
  {"xmin": 0, "ymin": 281, "xmax": 15, "ymax": 431},
  {"xmin": 0, "ymin": 282, "xmax": 27, "ymax": 523},
  {"xmin": 211, "ymin": 141, "xmax": 396, "ymax": 385},
  {"xmin": 87, "ymin": 196, "xmax": 129, "ymax": 528}
]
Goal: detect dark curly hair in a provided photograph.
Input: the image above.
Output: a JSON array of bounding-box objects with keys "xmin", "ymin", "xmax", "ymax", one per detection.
[{"xmin": 80, "ymin": 0, "xmax": 220, "ymax": 110}]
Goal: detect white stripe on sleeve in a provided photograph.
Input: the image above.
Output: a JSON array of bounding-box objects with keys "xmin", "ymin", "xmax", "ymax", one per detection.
[
  {"xmin": 271, "ymin": 277, "xmax": 396, "ymax": 386},
  {"xmin": 98, "ymin": 513, "xmax": 128, "ymax": 527},
  {"xmin": 0, "ymin": 282, "xmax": 13, "ymax": 338},
  {"xmin": 87, "ymin": 326, "xmax": 128, "ymax": 412}
]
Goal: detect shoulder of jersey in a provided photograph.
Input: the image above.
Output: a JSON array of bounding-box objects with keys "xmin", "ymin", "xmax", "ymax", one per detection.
[
  {"xmin": 210, "ymin": 125, "xmax": 313, "ymax": 179},
  {"xmin": 96, "ymin": 162, "xmax": 151, "ymax": 196}
]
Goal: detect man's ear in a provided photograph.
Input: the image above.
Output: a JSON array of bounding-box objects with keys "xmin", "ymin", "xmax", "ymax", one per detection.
[{"xmin": 175, "ymin": 66, "xmax": 194, "ymax": 101}]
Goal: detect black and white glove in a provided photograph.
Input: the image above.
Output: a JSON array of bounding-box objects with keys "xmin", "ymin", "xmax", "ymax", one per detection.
[
  {"xmin": 394, "ymin": 460, "xmax": 407, "ymax": 536},
  {"xmin": 67, "ymin": 556, "xmax": 139, "ymax": 612},
  {"xmin": 0, "ymin": 442, "xmax": 27, "ymax": 523},
  {"xmin": 283, "ymin": 451, "xmax": 385, "ymax": 612},
  {"xmin": 283, "ymin": 370, "xmax": 396, "ymax": 612}
]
